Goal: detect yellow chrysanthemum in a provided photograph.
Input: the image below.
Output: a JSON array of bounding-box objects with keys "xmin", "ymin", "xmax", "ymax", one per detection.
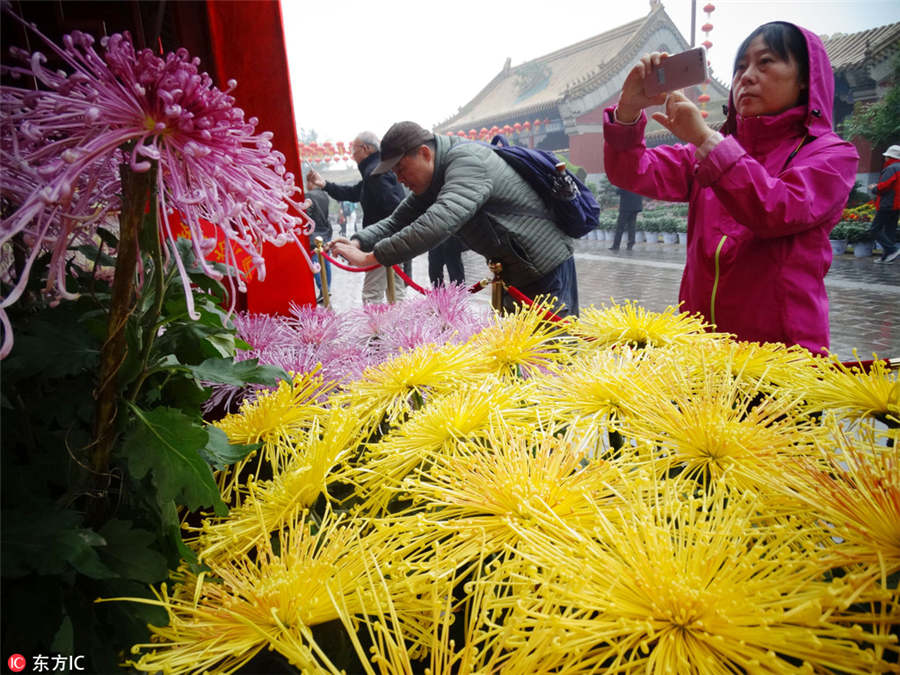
[
  {"xmin": 805, "ymin": 355, "xmax": 900, "ymax": 426},
  {"xmin": 571, "ymin": 300, "xmax": 714, "ymax": 349},
  {"xmin": 489, "ymin": 480, "xmax": 898, "ymax": 673},
  {"xmin": 464, "ymin": 300, "xmax": 574, "ymax": 378},
  {"xmin": 106, "ymin": 511, "xmax": 382, "ymax": 674},
  {"xmin": 346, "ymin": 378, "xmax": 536, "ymax": 514},
  {"xmin": 192, "ymin": 409, "xmax": 363, "ymax": 562},
  {"xmin": 786, "ymin": 421, "xmax": 900, "ymax": 578},
  {"xmin": 341, "ymin": 341, "xmax": 485, "ymax": 427},
  {"xmin": 214, "ymin": 368, "xmax": 334, "ymax": 446},
  {"xmin": 617, "ymin": 350, "xmax": 822, "ymax": 493}
]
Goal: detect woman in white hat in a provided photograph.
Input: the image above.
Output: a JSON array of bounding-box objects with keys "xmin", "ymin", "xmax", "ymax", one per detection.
[{"xmin": 870, "ymin": 144, "xmax": 900, "ymax": 263}]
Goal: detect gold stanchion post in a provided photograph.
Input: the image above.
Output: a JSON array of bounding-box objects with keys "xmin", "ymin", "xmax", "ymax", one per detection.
[
  {"xmin": 314, "ymin": 236, "xmax": 330, "ymax": 308},
  {"xmin": 488, "ymin": 261, "xmax": 504, "ymax": 313},
  {"xmin": 385, "ymin": 265, "xmax": 396, "ymax": 304}
]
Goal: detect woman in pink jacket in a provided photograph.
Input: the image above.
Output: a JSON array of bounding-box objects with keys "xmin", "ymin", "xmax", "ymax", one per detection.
[{"xmin": 603, "ymin": 22, "xmax": 858, "ymax": 354}]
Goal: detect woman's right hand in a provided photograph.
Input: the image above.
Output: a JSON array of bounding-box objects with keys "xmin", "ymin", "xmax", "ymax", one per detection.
[{"xmin": 616, "ymin": 52, "xmax": 670, "ymax": 123}]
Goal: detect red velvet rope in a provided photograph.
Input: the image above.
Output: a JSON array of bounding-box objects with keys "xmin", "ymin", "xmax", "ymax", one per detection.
[
  {"xmin": 390, "ymin": 264, "xmax": 427, "ymax": 294},
  {"xmin": 319, "ymin": 250, "xmax": 380, "ymax": 272}
]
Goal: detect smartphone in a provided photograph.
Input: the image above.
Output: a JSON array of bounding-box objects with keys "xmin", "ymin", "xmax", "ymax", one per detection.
[{"xmin": 644, "ymin": 46, "xmax": 709, "ymax": 96}]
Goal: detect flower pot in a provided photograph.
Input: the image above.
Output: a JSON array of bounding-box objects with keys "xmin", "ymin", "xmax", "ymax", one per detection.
[
  {"xmin": 829, "ymin": 239, "xmax": 848, "ymax": 256},
  {"xmin": 852, "ymin": 241, "xmax": 874, "ymax": 257},
  {"xmin": 662, "ymin": 232, "xmax": 679, "ymax": 244}
]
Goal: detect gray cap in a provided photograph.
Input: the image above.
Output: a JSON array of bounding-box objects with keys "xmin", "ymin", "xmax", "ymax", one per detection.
[{"xmin": 371, "ymin": 121, "xmax": 435, "ymax": 175}]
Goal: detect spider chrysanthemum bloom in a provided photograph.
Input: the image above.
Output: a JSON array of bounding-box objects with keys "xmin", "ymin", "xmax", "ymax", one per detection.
[
  {"xmin": 0, "ymin": 16, "xmax": 309, "ymax": 355},
  {"xmin": 401, "ymin": 426, "xmax": 636, "ymax": 563},
  {"xmin": 804, "ymin": 355, "xmax": 900, "ymax": 428},
  {"xmin": 339, "ymin": 341, "xmax": 485, "ymax": 427},
  {"xmin": 194, "ymin": 409, "xmax": 364, "ymax": 562},
  {"xmin": 785, "ymin": 422, "xmax": 900, "ymax": 579},
  {"xmin": 346, "ymin": 377, "xmax": 536, "ymax": 514},
  {"xmin": 108, "ymin": 511, "xmax": 385, "ymax": 674},
  {"xmin": 464, "ymin": 301, "xmax": 574, "ymax": 378},
  {"xmin": 212, "ymin": 369, "xmax": 337, "ymax": 500},
  {"xmin": 617, "ymin": 350, "xmax": 822, "ymax": 493},
  {"xmin": 495, "ymin": 479, "xmax": 898, "ymax": 673},
  {"xmin": 534, "ymin": 346, "xmax": 655, "ymax": 442},
  {"xmin": 570, "ymin": 300, "xmax": 714, "ymax": 350}
]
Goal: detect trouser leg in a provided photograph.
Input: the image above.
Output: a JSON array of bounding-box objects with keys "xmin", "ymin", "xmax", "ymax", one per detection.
[{"xmin": 362, "ymin": 267, "xmax": 386, "ymax": 304}]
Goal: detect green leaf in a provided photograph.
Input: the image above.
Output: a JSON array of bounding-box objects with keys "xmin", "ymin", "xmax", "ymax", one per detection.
[
  {"xmin": 200, "ymin": 427, "xmax": 259, "ymax": 470},
  {"xmin": 96, "ymin": 226, "xmax": 119, "ymax": 249},
  {"xmin": 121, "ymin": 405, "xmax": 226, "ymax": 514},
  {"xmin": 190, "ymin": 357, "xmax": 288, "ymax": 387},
  {"xmin": 1, "ymin": 509, "xmax": 116, "ymax": 579},
  {"xmin": 97, "ymin": 519, "xmax": 168, "ymax": 583},
  {"xmin": 51, "ymin": 615, "xmax": 74, "ymax": 654}
]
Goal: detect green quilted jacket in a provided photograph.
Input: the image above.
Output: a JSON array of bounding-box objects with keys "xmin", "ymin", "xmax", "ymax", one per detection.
[{"xmin": 352, "ymin": 134, "xmax": 573, "ymax": 288}]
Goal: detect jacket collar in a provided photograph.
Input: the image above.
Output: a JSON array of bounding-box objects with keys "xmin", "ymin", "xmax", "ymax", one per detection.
[
  {"xmin": 357, "ymin": 151, "xmax": 380, "ymax": 177},
  {"xmin": 734, "ymin": 105, "xmax": 807, "ymax": 156}
]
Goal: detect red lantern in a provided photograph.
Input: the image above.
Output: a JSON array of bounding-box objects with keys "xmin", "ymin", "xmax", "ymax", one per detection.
[
  {"xmin": 480, "ymin": 127, "xmax": 488, "ymax": 136},
  {"xmin": 343, "ymin": 155, "xmax": 350, "ymax": 161},
  {"xmin": 543, "ymin": 118, "xmax": 551, "ymax": 126},
  {"xmin": 457, "ymin": 130, "xmax": 466, "ymax": 137},
  {"xmin": 324, "ymin": 156, "xmax": 331, "ymax": 163},
  {"xmin": 523, "ymin": 121, "xmax": 531, "ymax": 130},
  {"xmin": 701, "ymin": 22, "xmax": 713, "ymax": 33},
  {"xmin": 701, "ymin": 110, "xmax": 709, "ymax": 119},
  {"xmin": 533, "ymin": 118, "xmax": 541, "ymax": 127},
  {"xmin": 697, "ymin": 93, "xmax": 711, "ymax": 103},
  {"xmin": 446, "ymin": 131, "xmax": 454, "ymax": 136},
  {"xmin": 502, "ymin": 125, "xmax": 512, "ymax": 134},
  {"xmin": 513, "ymin": 122, "xmax": 522, "ymax": 132},
  {"xmin": 490, "ymin": 126, "xmax": 500, "ymax": 135},
  {"xmin": 703, "ymin": 40, "xmax": 713, "ymax": 49},
  {"xmin": 703, "ymin": 3, "xmax": 715, "ymax": 13}
]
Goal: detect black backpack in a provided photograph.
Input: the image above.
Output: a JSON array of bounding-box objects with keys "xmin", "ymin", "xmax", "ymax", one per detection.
[{"xmin": 489, "ymin": 134, "xmax": 600, "ymax": 238}]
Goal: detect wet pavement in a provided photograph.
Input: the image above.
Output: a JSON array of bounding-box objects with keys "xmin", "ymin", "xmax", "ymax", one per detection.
[{"xmin": 322, "ymin": 235, "xmax": 900, "ymax": 361}]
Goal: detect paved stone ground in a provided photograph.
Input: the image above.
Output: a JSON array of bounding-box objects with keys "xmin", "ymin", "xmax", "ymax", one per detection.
[{"xmin": 322, "ymin": 236, "xmax": 900, "ymax": 361}]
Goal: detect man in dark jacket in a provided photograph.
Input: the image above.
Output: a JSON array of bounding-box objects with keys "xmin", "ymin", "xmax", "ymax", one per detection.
[
  {"xmin": 306, "ymin": 188, "xmax": 332, "ymax": 301},
  {"xmin": 306, "ymin": 131, "xmax": 407, "ymax": 303},
  {"xmin": 329, "ymin": 121, "xmax": 578, "ymax": 316},
  {"xmin": 610, "ymin": 188, "xmax": 643, "ymax": 251}
]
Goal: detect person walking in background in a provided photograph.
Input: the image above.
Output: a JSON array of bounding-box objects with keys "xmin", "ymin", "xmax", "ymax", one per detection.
[
  {"xmin": 609, "ymin": 188, "xmax": 643, "ymax": 251},
  {"xmin": 870, "ymin": 145, "xmax": 900, "ymax": 264},
  {"xmin": 306, "ymin": 131, "xmax": 407, "ymax": 304},
  {"xmin": 603, "ymin": 21, "xmax": 857, "ymax": 353},
  {"xmin": 328, "ymin": 121, "xmax": 579, "ymax": 317},
  {"xmin": 305, "ymin": 187, "xmax": 332, "ymax": 302},
  {"xmin": 428, "ymin": 236, "xmax": 465, "ymax": 287}
]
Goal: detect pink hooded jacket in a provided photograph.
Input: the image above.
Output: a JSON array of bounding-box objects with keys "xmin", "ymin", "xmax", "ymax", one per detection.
[{"xmin": 603, "ymin": 25, "xmax": 858, "ymax": 353}]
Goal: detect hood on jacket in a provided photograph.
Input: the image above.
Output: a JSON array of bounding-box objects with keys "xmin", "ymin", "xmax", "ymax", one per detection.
[{"xmin": 721, "ymin": 23, "xmax": 835, "ymax": 138}]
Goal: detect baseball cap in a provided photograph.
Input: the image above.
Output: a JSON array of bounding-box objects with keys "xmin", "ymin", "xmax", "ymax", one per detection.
[
  {"xmin": 884, "ymin": 145, "xmax": 900, "ymax": 160},
  {"xmin": 371, "ymin": 121, "xmax": 435, "ymax": 175}
]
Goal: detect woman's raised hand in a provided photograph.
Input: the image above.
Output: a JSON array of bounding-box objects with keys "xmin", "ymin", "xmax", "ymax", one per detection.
[
  {"xmin": 650, "ymin": 91, "xmax": 713, "ymax": 147},
  {"xmin": 616, "ymin": 53, "xmax": 670, "ymax": 123}
]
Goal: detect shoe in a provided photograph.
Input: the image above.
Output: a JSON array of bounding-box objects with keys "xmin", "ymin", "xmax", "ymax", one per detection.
[
  {"xmin": 626, "ymin": 244, "xmax": 634, "ymax": 250},
  {"xmin": 608, "ymin": 246, "xmax": 619, "ymax": 251},
  {"xmin": 316, "ymin": 294, "xmax": 324, "ymax": 304},
  {"xmin": 883, "ymin": 248, "xmax": 900, "ymax": 263}
]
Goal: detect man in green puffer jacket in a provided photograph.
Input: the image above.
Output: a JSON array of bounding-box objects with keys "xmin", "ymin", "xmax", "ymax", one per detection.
[{"xmin": 328, "ymin": 121, "xmax": 579, "ymax": 316}]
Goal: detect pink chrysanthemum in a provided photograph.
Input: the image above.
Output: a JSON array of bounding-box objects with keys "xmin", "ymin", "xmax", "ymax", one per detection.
[{"xmin": 0, "ymin": 14, "xmax": 312, "ymax": 356}]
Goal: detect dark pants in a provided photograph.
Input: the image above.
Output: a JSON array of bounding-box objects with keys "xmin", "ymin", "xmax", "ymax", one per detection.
[
  {"xmin": 428, "ymin": 238, "xmax": 465, "ymax": 286},
  {"xmin": 870, "ymin": 209, "xmax": 899, "ymax": 256},
  {"xmin": 503, "ymin": 255, "xmax": 579, "ymax": 318},
  {"xmin": 310, "ymin": 244, "xmax": 332, "ymax": 292},
  {"xmin": 611, "ymin": 210, "xmax": 638, "ymax": 249}
]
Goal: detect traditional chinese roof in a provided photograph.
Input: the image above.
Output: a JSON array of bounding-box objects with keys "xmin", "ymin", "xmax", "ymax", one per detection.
[
  {"xmin": 435, "ymin": 9, "xmax": 663, "ymax": 133},
  {"xmin": 821, "ymin": 21, "xmax": 900, "ymax": 72}
]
